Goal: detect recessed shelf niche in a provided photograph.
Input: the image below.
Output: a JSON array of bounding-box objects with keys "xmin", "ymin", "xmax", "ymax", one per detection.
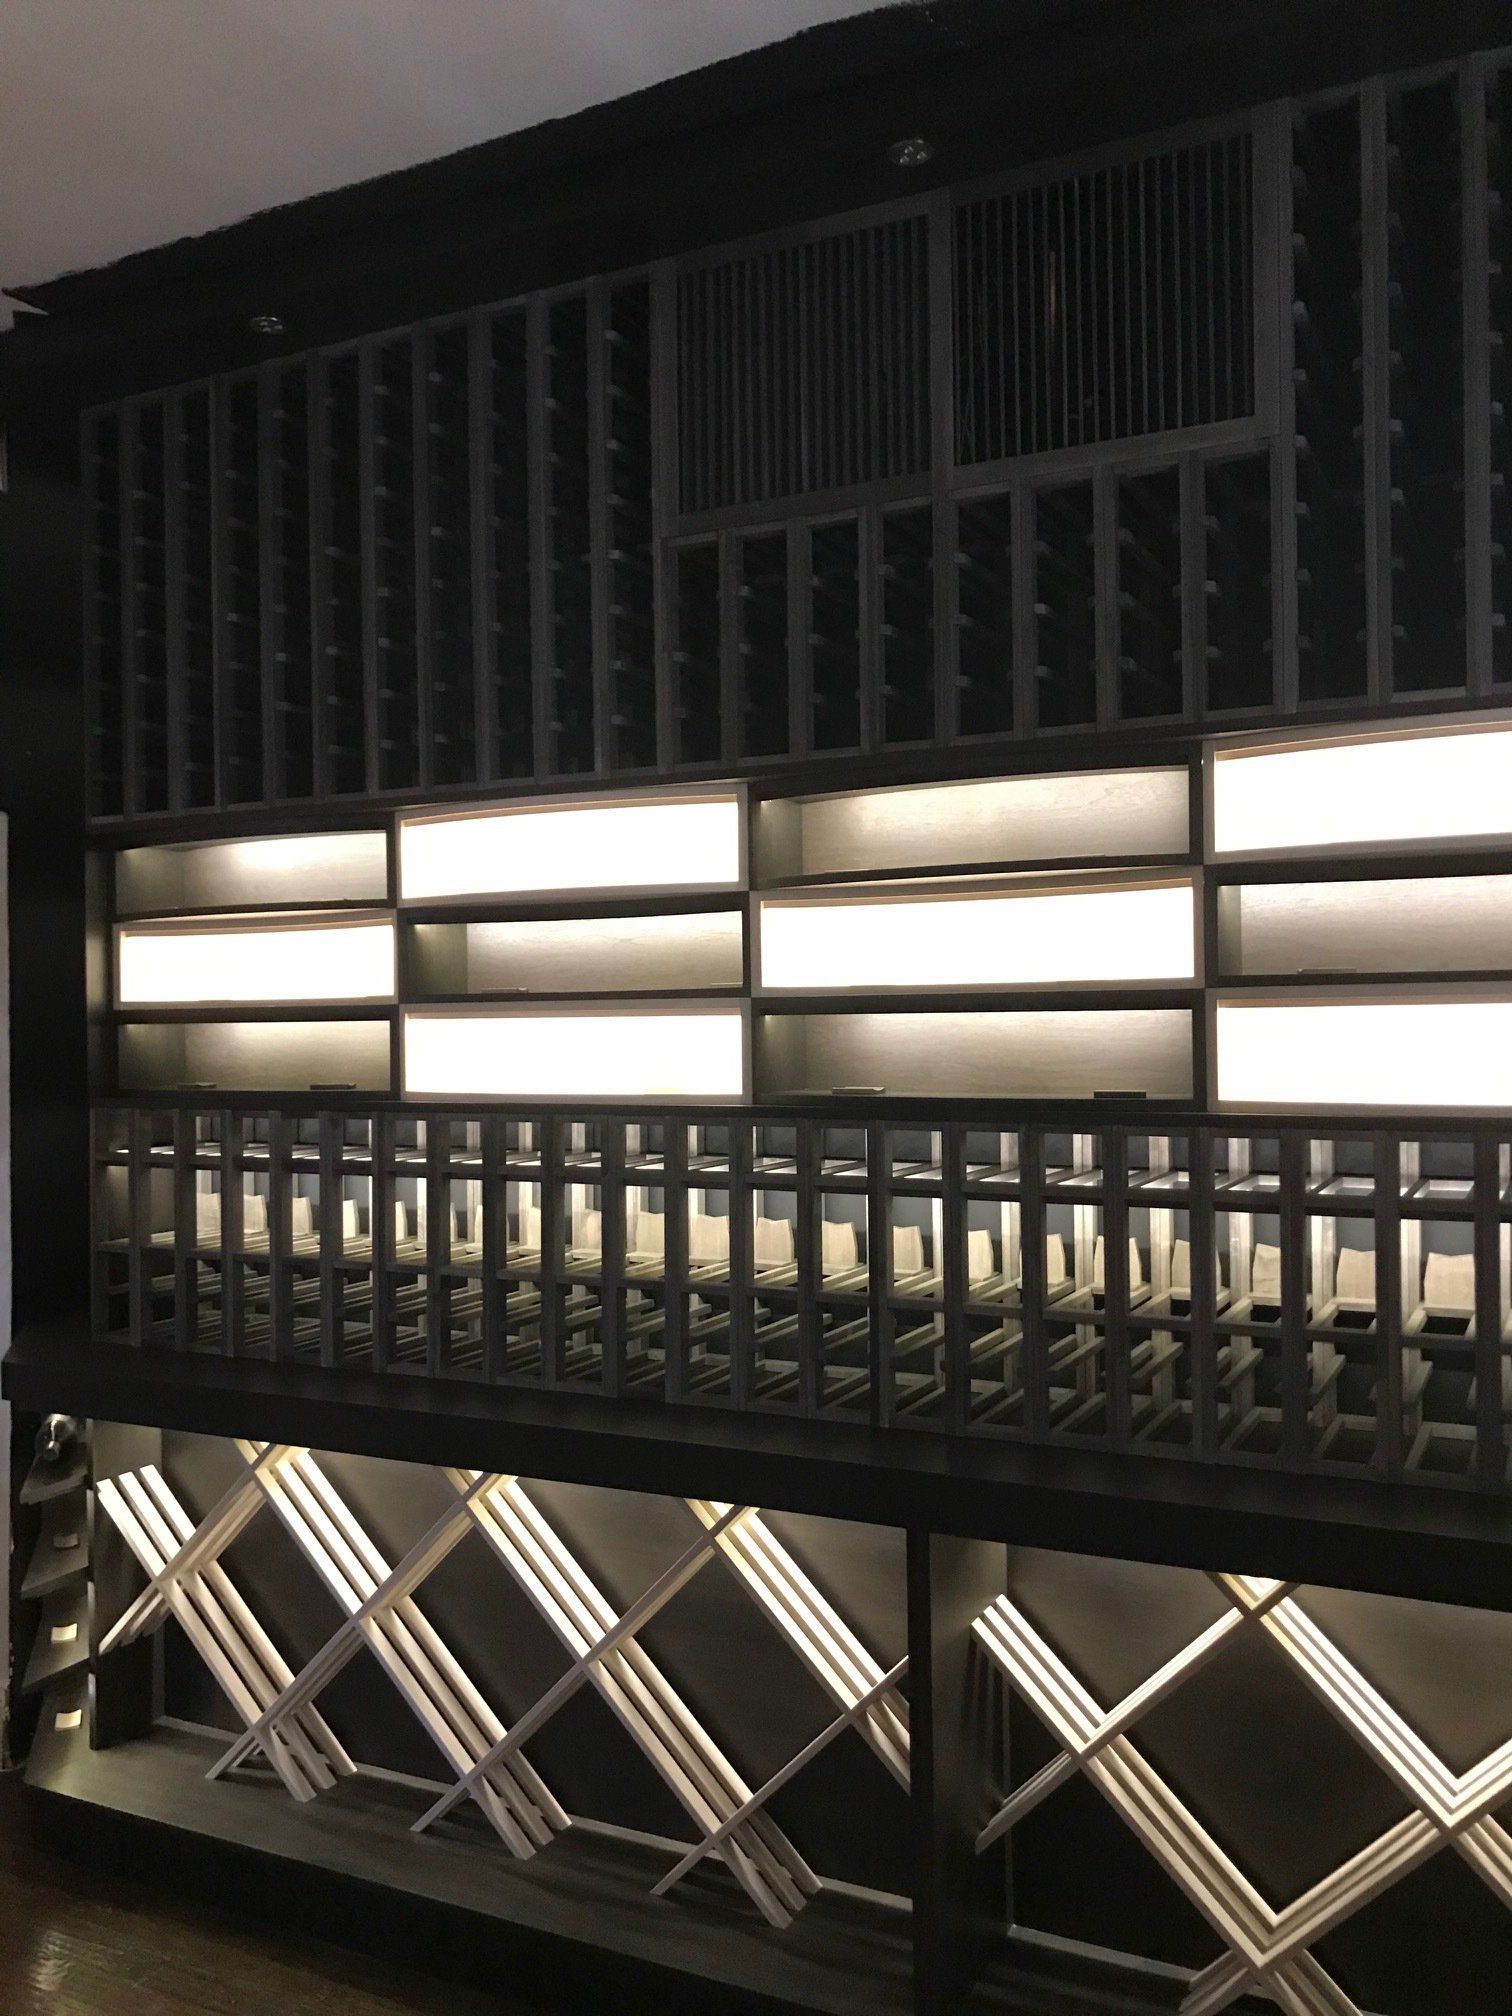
[
  {"xmin": 119, "ymin": 1019, "xmax": 392, "ymax": 1093},
  {"xmin": 1211, "ymin": 723, "xmax": 1512, "ymax": 857},
  {"xmin": 116, "ymin": 915, "xmax": 397, "ymax": 1006},
  {"xmin": 1216, "ymin": 997, "xmax": 1512, "ymax": 1108},
  {"xmin": 114, "ymin": 832, "xmax": 389, "ymax": 915},
  {"xmin": 755, "ymin": 879, "xmax": 1197, "ymax": 992},
  {"xmin": 408, "ymin": 910, "xmax": 746, "ymax": 997},
  {"xmin": 1218, "ymin": 873, "xmax": 1512, "ymax": 978},
  {"xmin": 757, "ymin": 1008, "xmax": 1193, "ymax": 1101},
  {"xmin": 398, "ymin": 790, "xmax": 745, "ymax": 903},
  {"xmin": 755, "ymin": 765, "xmax": 1189, "ymax": 885},
  {"xmin": 403, "ymin": 1005, "xmax": 749, "ymax": 1100}
]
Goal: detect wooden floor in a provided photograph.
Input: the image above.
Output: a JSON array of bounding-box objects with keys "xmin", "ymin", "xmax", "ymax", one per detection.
[{"xmin": 0, "ymin": 1775, "xmax": 535, "ymax": 2016}]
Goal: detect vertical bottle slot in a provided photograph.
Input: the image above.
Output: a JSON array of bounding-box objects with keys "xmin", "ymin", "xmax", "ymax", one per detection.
[
  {"xmin": 737, "ymin": 531, "xmax": 789, "ymax": 760},
  {"xmin": 178, "ymin": 388, "xmax": 217, "ymax": 807},
  {"xmin": 1115, "ymin": 464, "xmax": 1182, "ymax": 720},
  {"xmin": 320, "ymin": 351, "xmax": 367, "ymax": 795},
  {"xmin": 1491, "ymin": 68, "xmax": 1512, "ymax": 687},
  {"xmin": 272, "ymin": 366, "xmax": 314, "ymax": 799},
  {"xmin": 1034, "ymin": 480, "xmax": 1096, "ymax": 730},
  {"xmin": 809, "ymin": 516, "xmax": 861, "ymax": 752},
  {"xmin": 426, "ymin": 323, "xmax": 476, "ymax": 787},
  {"xmin": 373, "ymin": 337, "xmax": 420, "ymax": 791},
  {"xmin": 1387, "ymin": 74, "xmax": 1466, "ymax": 692},
  {"xmin": 880, "ymin": 505, "xmax": 934, "ymax": 746},
  {"xmin": 223, "ymin": 375, "xmax": 265, "ymax": 802},
  {"xmin": 1204, "ymin": 453, "xmax": 1275, "ymax": 712},
  {"xmin": 673, "ymin": 540, "xmax": 721, "ymax": 764},
  {"xmin": 488, "ymin": 306, "xmax": 534, "ymax": 776},
  {"xmin": 132, "ymin": 400, "xmax": 170, "ymax": 811},
  {"xmin": 1291, "ymin": 97, "xmax": 1367, "ymax": 702},
  {"xmin": 606, "ymin": 279, "xmax": 657, "ymax": 770},
  {"xmin": 546, "ymin": 293, "xmax": 594, "ymax": 774},
  {"xmin": 956, "ymin": 493, "xmax": 1014, "ymax": 739}
]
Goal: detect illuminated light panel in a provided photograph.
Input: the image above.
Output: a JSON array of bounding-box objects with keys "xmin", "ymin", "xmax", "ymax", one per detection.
[
  {"xmin": 758, "ymin": 882, "xmax": 1196, "ymax": 990},
  {"xmin": 399, "ymin": 794, "xmax": 742, "ymax": 900},
  {"xmin": 1216, "ymin": 999, "xmax": 1512, "ymax": 1107},
  {"xmin": 404, "ymin": 1009, "xmax": 746, "ymax": 1099},
  {"xmin": 117, "ymin": 920, "xmax": 396, "ymax": 1005},
  {"xmin": 1212, "ymin": 725, "xmax": 1512, "ymax": 855}
]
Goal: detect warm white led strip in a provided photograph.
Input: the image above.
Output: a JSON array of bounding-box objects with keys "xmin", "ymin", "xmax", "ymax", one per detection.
[
  {"xmin": 758, "ymin": 882, "xmax": 1196, "ymax": 990},
  {"xmin": 1216, "ymin": 999, "xmax": 1512, "ymax": 1108},
  {"xmin": 1212, "ymin": 724, "xmax": 1512, "ymax": 855},
  {"xmin": 399, "ymin": 793, "xmax": 743, "ymax": 900},
  {"xmin": 117, "ymin": 919, "xmax": 396, "ymax": 1005},
  {"xmin": 403, "ymin": 1008, "xmax": 747, "ymax": 1100}
]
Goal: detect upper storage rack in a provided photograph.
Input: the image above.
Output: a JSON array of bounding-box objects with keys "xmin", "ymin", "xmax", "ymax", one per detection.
[{"xmin": 81, "ymin": 53, "xmax": 1512, "ymax": 827}]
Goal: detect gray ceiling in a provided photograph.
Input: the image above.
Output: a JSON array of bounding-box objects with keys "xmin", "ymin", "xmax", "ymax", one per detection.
[{"xmin": 0, "ymin": 0, "xmax": 874, "ymax": 322}]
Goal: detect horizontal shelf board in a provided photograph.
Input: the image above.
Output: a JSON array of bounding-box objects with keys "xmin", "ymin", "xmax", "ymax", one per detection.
[
  {"xmin": 27, "ymin": 1720, "xmax": 911, "ymax": 2016},
  {"xmin": 756, "ymin": 851, "xmax": 1198, "ymax": 892},
  {"xmin": 9, "ymin": 1325, "xmax": 1510, "ymax": 1607}
]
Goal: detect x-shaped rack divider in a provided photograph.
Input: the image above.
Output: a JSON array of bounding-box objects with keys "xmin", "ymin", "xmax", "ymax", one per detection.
[
  {"xmin": 96, "ymin": 1447, "xmax": 908, "ymax": 1929},
  {"xmin": 974, "ymin": 1573, "xmax": 1512, "ymax": 2016}
]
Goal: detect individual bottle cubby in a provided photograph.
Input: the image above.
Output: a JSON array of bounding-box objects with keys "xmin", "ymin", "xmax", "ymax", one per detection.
[
  {"xmin": 269, "ymin": 364, "xmax": 314, "ymax": 799},
  {"xmin": 954, "ymin": 492, "xmax": 1014, "ymax": 738},
  {"xmin": 1291, "ymin": 95, "xmax": 1367, "ymax": 703},
  {"xmin": 880, "ymin": 505, "xmax": 934, "ymax": 745},
  {"xmin": 174, "ymin": 386, "xmax": 217, "ymax": 807},
  {"xmin": 86, "ymin": 407, "xmax": 126, "ymax": 818},
  {"xmin": 1203, "ymin": 453, "xmax": 1274, "ymax": 711},
  {"xmin": 485, "ymin": 306, "xmax": 535, "ymax": 776},
  {"xmin": 1386, "ymin": 72, "xmax": 1466, "ymax": 693},
  {"xmin": 1033, "ymin": 480, "xmax": 1097, "ymax": 729},
  {"xmin": 424, "ymin": 322, "xmax": 478, "ymax": 788},
  {"xmin": 1490, "ymin": 65, "xmax": 1512, "ymax": 691},
  {"xmin": 605, "ymin": 279, "xmax": 657, "ymax": 771},
  {"xmin": 1115, "ymin": 465, "xmax": 1182, "ymax": 720},
  {"xmin": 316, "ymin": 349, "xmax": 367, "ymax": 795},
  {"xmin": 221, "ymin": 374, "xmax": 266, "ymax": 801},
  {"xmin": 131, "ymin": 399, "xmax": 170, "ymax": 812},
  {"xmin": 545, "ymin": 293, "xmax": 595, "ymax": 774},
  {"xmin": 672, "ymin": 539, "xmax": 721, "ymax": 763},
  {"xmin": 372, "ymin": 336, "xmax": 421, "ymax": 790},
  {"xmin": 808, "ymin": 516, "xmax": 862, "ymax": 752},
  {"xmin": 736, "ymin": 529, "xmax": 790, "ymax": 760}
]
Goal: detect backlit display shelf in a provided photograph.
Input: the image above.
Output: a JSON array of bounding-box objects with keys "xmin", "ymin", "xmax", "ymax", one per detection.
[
  {"xmin": 1216, "ymin": 994, "xmax": 1512, "ymax": 1109},
  {"xmin": 115, "ymin": 914, "xmax": 397, "ymax": 1007},
  {"xmin": 402, "ymin": 1004, "xmax": 750, "ymax": 1102}
]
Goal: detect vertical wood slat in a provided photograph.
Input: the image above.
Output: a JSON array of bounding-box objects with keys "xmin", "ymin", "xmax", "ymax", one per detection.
[
  {"xmin": 1471, "ymin": 1135, "xmax": 1504, "ymax": 1489},
  {"xmin": 538, "ymin": 1114, "xmax": 565, "ymax": 1387},
  {"xmin": 119, "ymin": 402, "xmax": 142, "ymax": 816},
  {"xmin": 480, "ymin": 1113, "xmax": 505, "ymax": 1382},
  {"xmin": 662, "ymin": 1119, "xmax": 689, "ymax": 1404},
  {"xmin": 172, "ymin": 1108, "xmax": 197, "ymax": 1351},
  {"xmin": 308, "ymin": 354, "xmax": 335, "ymax": 801},
  {"xmin": 1360, "ymin": 77, "xmax": 1394, "ymax": 706},
  {"xmin": 858, "ymin": 505, "xmax": 882, "ymax": 752},
  {"xmin": 1101, "ymin": 1126, "xmax": 1132, "ymax": 1446},
  {"xmin": 1373, "ymin": 1132, "xmax": 1405, "ymax": 1481},
  {"xmin": 526, "ymin": 298, "xmax": 555, "ymax": 779},
  {"xmin": 468, "ymin": 313, "xmax": 500, "ymax": 782},
  {"xmin": 368, "ymin": 1112, "xmax": 394, "ymax": 1375},
  {"xmin": 650, "ymin": 264, "xmax": 681, "ymax": 771},
  {"xmin": 256, "ymin": 366, "xmax": 284, "ymax": 803},
  {"xmin": 318, "ymin": 1113, "xmax": 343, "ymax": 1372},
  {"xmin": 795, "ymin": 1117, "xmax": 823, "ymax": 1417},
  {"xmin": 1187, "ymin": 1126, "xmax": 1219, "ymax": 1455},
  {"xmin": 867, "ymin": 1121, "xmax": 891, "ymax": 1428},
  {"xmin": 940, "ymin": 1123, "xmax": 969, "ymax": 1436},
  {"xmin": 598, "ymin": 1120, "xmax": 627, "ymax": 1398},
  {"xmin": 1278, "ymin": 1130, "xmax": 1309, "ymax": 1464},
  {"xmin": 718, "ymin": 530, "xmax": 740, "ymax": 767},
  {"xmin": 1019, "ymin": 1128, "xmax": 1050, "ymax": 1438},
  {"xmin": 162, "ymin": 394, "xmax": 189, "ymax": 812},
  {"xmin": 1092, "ymin": 463, "xmax": 1119, "ymax": 726},
  {"xmin": 219, "ymin": 1111, "xmax": 245, "ymax": 1360},
  {"xmin": 424, "ymin": 1116, "xmax": 449, "ymax": 1376},
  {"xmin": 587, "ymin": 281, "xmax": 613, "ymax": 776},
  {"xmin": 726, "ymin": 1120, "xmax": 753, "ymax": 1412},
  {"xmin": 1463, "ymin": 57, "xmax": 1495, "ymax": 699},
  {"xmin": 267, "ymin": 1114, "xmax": 294, "ymax": 1365},
  {"xmin": 1179, "ymin": 452, "xmax": 1207, "ymax": 716},
  {"xmin": 357, "ymin": 343, "xmax": 382, "ymax": 796},
  {"xmin": 410, "ymin": 330, "xmax": 436, "ymax": 792},
  {"xmin": 126, "ymin": 1107, "xmax": 152, "ymax": 1347}
]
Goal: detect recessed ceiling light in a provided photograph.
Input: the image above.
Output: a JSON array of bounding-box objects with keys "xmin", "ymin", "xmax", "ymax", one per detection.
[
  {"xmin": 249, "ymin": 312, "xmax": 286, "ymax": 337},
  {"xmin": 888, "ymin": 137, "xmax": 934, "ymax": 168}
]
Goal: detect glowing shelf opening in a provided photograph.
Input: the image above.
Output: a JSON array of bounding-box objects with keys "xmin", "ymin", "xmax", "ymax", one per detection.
[
  {"xmin": 117, "ymin": 919, "xmax": 396, "ymax": 1006},
  {"xmin": 758, "ymin": 882, "xmax": 1196, "ymax": 991},
  {"xmin": 399, "ymin": 794, "xmax": 744, "ymax": 901},
  {"xmin": 404, "ymin": 1008, "xmax": 747, "ymax": 1100},
  {"xmin": 1216, "ymin": 998, "xmax": 1512, "ymax": 1107},
  {"xmin": 1212, "ymin": 725, "xmax": 1512, "ymax": 855}
]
